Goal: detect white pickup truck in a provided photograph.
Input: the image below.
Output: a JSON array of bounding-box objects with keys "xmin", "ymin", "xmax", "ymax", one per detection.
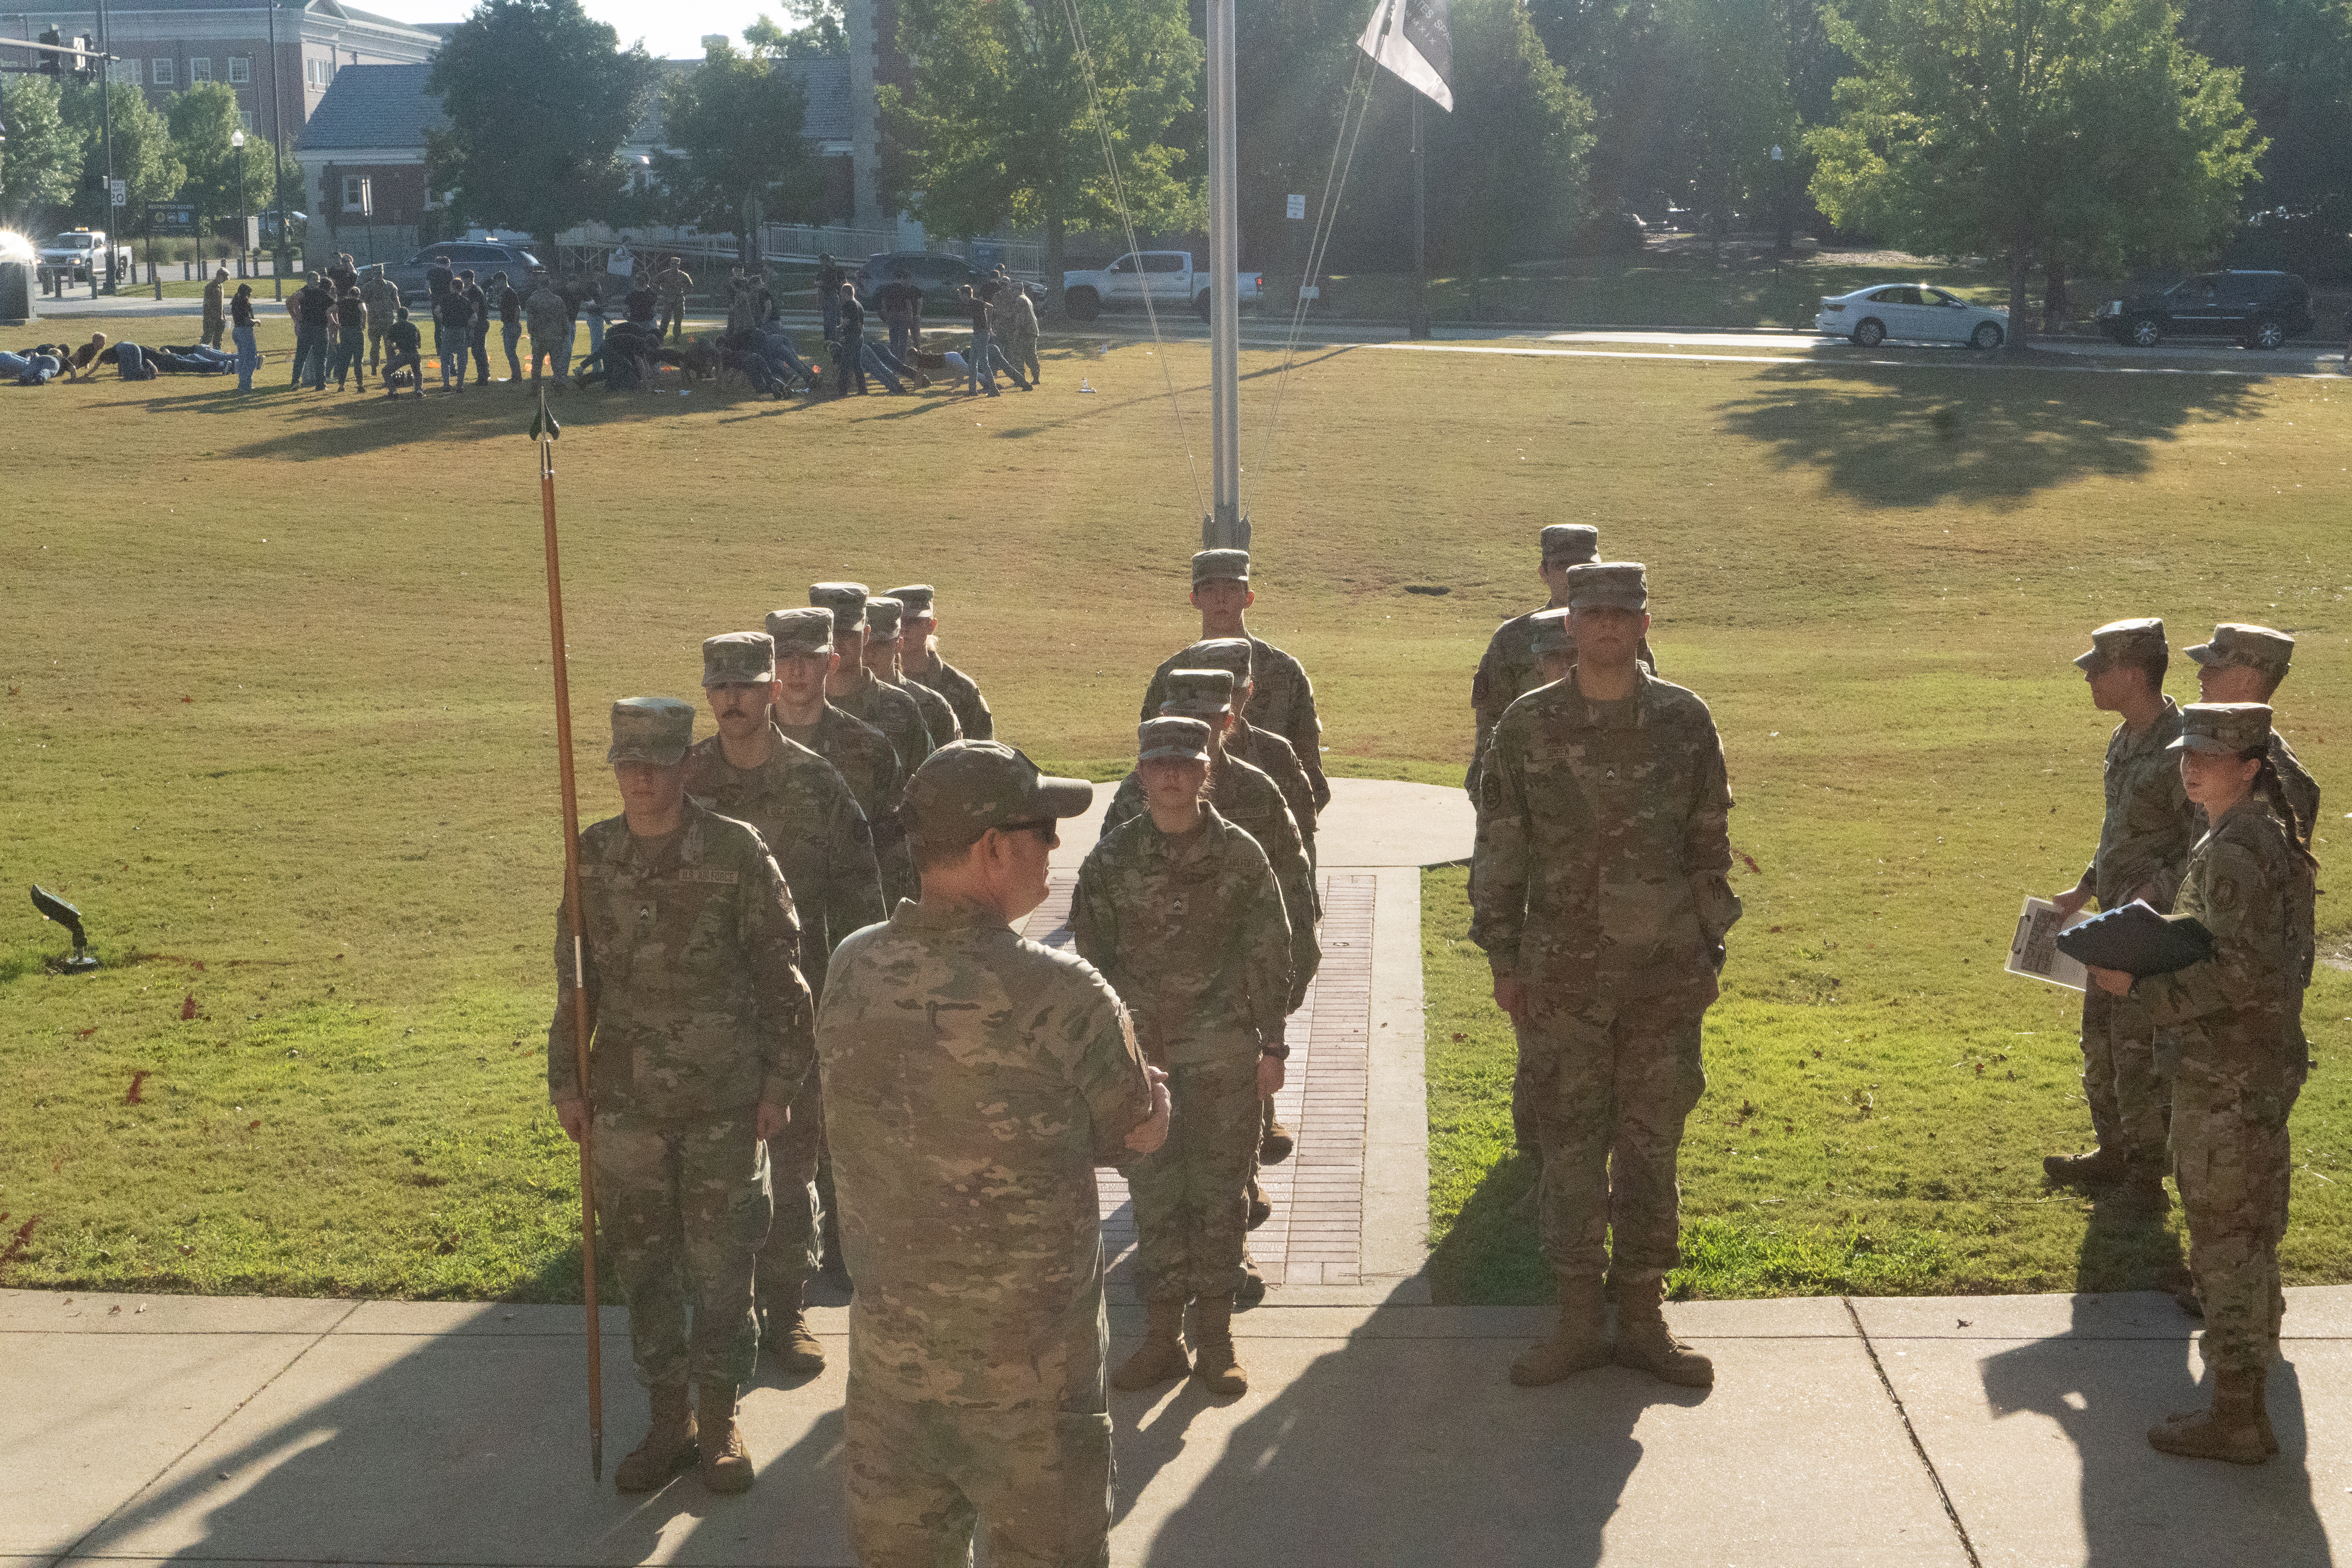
[
  {"xmin": 1060, "ymin": 250, "xmax": 1263, "ymax": 321},
  {"xmin": 38, "ymin": 229, "xmax": 134, "ymax": 283}
]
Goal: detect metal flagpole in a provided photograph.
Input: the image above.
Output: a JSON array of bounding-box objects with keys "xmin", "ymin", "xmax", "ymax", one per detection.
[
  {"xmin": 535, "ymin": 390, "xmax": 604, "ymax": 1483},
  {"xmin": 1202, "ymin": 0, "xmax": 1247, "ymax": 551}
]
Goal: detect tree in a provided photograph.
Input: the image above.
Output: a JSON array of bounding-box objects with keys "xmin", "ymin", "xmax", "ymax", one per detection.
[
  {"xmin": 884, "ymin": 0, "xmax": 1198, "ymax": 310},
  {"xmin": 167, "ymin": 81, "xmax": 265, "ymax": 246},
  {"xmin": 1426, "ymin": 0, "xmax": 1594, "ymax": 271},
  {"xmin": 425, "ymin": 0, "xmax": 660, "ymax": 253},
  {"xmin": 1657, "ymin": 0, "xmax": 1793, "ymax": 253},
  {"xmin": 2178, "ymin": 0, "xmax": 2352, "ymax": 210},
  {"xmin": 1, "ymin": 76, "xmax": 82, "ymax": 229},
  {"xmin": 61, "ymin": 80, "xmax": 184, "ymax": 225},
  {"xmin": 1809, "ymin": 0, "xmax": 2260, "ymax": 347},
  {"xmin": 655, "ymin": 27, "xmax": 824, "ymax": 257}
]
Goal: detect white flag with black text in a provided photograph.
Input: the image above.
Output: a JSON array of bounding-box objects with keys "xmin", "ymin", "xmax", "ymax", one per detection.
[{"xmin": 1356, "ymin": 0, "xmax": 1452, "ymax": 112}]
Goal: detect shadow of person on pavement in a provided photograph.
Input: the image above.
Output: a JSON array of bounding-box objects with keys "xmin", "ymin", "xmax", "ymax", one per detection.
[
  {"xmin": 1128, "ymin": 1304, "xmax": 1685, "ymax": 1568},
  {"xmin": 65, "ymin": 1305, "xmax": 853, "ymax": 1568}
]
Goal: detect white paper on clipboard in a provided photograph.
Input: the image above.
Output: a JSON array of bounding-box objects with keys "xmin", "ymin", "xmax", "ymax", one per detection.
[{"xmin": 2006, "ymin": 895, "xmax": 2091, "ymax": 991}]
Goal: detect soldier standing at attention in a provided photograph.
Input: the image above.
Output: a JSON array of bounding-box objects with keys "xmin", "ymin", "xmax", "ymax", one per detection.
[
  {"xmin": 810, "ymin": 582, "xmax": 937, "ymax": 775},
  {"xmin": 1467, "ymin": 525, "xmax": 1656, "ymax": 796},
  {"xmin": 1472, "ymin": 563, "xmax": 1740, "ymax": 1390},
  {"xmin": 546, "ymin": 697, "xmax": 815, "ymax": 1494},
  {"xmin": 1141, "ymin": 550, "xmax": 1329, "ymax": 814},
  {"xmin": 818, "ymin": 741, "xmax": 1167, "ymax": 1566},
  {"xmin": 656, "ymin": 255, "xmax": 693, "ymax": 344},
  {"xmin": 764, "ymin": 607, "xmax": 918, "ymax": 907},
  {"xmin": 2084, "ymin": 703, "xmax": 2317, "ymax": 1464},
  {"xmin": 525, "ymin": 271, "xmax": 572, "ymax": 392},
  {"xmin": 2190, "ymin": 624, "xmax": 2319, "ymax": 838},
  {"xmin": 1076, "ymin": 717, "xmax": 1293, "ymax": 1397},
  {"xmin": 890, "ymin": 584, "xmax": 994, "ymax": 741},
  {"xmin": 683, "ymin": 633, "xmax": 887, "ymax": 1376},
  {"xmin": 201, "ymin": 266, "xmax": 228, "ymax": 350},
  {"xmin": 815, "ymin": 252, "xmax": 846, "ymax": 345},
  {"xmin": 1174, "ymin": 637, "xmax": 1318, "ymax": 879},
  {"xmin": 359, "ymin": 264, "xmax": 403, "ymax": 374},
  {"xmin": 862, "ymin": 597, "xmax": 962, "ymax": 748},
  {"xmin": 2042, "ymin": 619, "xmax": 2197, "ymax": 1208}
]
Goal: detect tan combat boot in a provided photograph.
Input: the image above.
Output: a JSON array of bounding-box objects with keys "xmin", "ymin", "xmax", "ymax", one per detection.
[
  {"xmin": 2108, "ymin": 1162, "xmax": 2170, "ymax": 1215},
  {"xmin": 1247, "ymin": 1175, "xmax": 1272, "ymax": 1230},
  {"xmin": 2042, "ymin": 1145, "xmax": 2128, "ymax": 1186},
  {"xmin": 696, "ymin": 1379, "xmax": 755, "ymax": 1493},
  {"xmin": 2148, "ymin": 1365, "xmax": 2269, "ymax": 1464},
  {"xmin": 1112, "ymin": 1297, "xmax": 1192, "ymax": 1391},
  {"xmin": 1260, "ymin": 1115, "xmax": 1296, "ymax": 1166},
  {"xmin": 766, "ymin": 1276, "xmax": 826, "ymax": 1376},
  {"xmin": 612, "ymin": 1382, "xmax": 696, "ymax": 1493},
  {"xmin": 1613, "ymin": 1272, "xmax": 1715, "ymax": 1387},
  {"xmin": 1510, "ymin": 1275, "xmax": 1610, "ymax": 1387},
  {"xmin": 1192, "ymin": 1293, "xmax": 1248, "ymax": 1396}
]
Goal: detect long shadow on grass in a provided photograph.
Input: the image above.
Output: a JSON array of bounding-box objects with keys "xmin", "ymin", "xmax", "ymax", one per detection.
[{"xmin": 1716, "ymin": 360, "xmax": 2261, "ymax": 508}]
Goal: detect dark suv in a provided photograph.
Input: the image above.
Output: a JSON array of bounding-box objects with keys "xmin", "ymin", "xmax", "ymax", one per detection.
[
  {"xmin": 857, "ymin": 251, "xmax": 1044, "ymax": 304},
  {"xmin": 385, "ymin": 240, "xmax": 543, "ymax": 306},
  {"xmin": 2096, "ymin": 270, "xmax": 2313, "ymax": 350}
]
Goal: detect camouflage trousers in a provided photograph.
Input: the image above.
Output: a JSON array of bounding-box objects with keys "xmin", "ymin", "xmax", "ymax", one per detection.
[
  {"xmin": 592, "ymin": 1111, "xmax": 772, "ymax": 1389},
  {"xmin": 1122, "ymin": 1054, "xmax": 1259, "ymax": 1302},
  {"xmin": 1523, "ymin": 982, "xmax": 1710, "ymax": 1282},
  {"xmin": 2173, "ymin": 1045, "xmax": 2291, "ymax": 1376},
  {"xmin": 755, "ymin": 1070, "xmax": 824, "ymax": 1300},
  {"xmin": 845, "ymin": 1379, "xmax": 1114, "ymax": 1568},
  {"xmin": 2080, "ymin": 985, "xmax": 2171, "ymax": 1167}
]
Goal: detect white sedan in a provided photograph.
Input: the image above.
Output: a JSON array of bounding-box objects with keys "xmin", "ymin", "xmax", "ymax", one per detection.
[{"xmin": 1815, "ymin": 284, "xmax": 2008, "ymax": 350}]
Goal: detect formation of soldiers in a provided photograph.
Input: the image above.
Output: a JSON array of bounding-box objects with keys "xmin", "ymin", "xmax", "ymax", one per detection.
[{"xmin": 544, "ymin": 532, "xmax": 2320, "ymax": 1561}]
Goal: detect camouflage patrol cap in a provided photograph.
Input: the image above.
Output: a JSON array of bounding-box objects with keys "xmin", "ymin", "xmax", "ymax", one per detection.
[
  {"xmin": 764, "ymin": 607, "xmax": 837, "ymax": 655},
  {"xmin": 887, "ymin": 584, "xmax": 936, "ymax": 620},
  {"xmin": 2186, "ymin": 623, "xmax": 2294, "ymax": 678},
  {"xmin": 2169, "ymin": 702, "xmax": 2273, "ymax": 756},
  {"xmin": 1139, "ymin": 716, "xmax": 1214, "ymax": 762},
  {"xmin": 866, "ymin": 597, "xmax": 905, "ymax": 642},
  {"xmin": 809, "ymin": 581, "xmax": 869, "ymax": 632},
  {"xmin": 903, "ymin": 741, "xmax": 1093, "ymax": 845},
  {"xmin": 1192, "ymin": 549, "xmax": 1251, "ymax": 587},
  {"xmin": 1161, "ymin": 668, "xmax": 1236, "ymax": 716},
  {"xmin": 1541, "ymin": 525, "xmax": 1600, "ymax": 566},
  {"xmin": 1178, "ymin": 637, "xmax": 1254, "ymax": 683},
  {"xmin": 1528, "ymin": 607, "xmax": 1572, "ymax": 656},
  {"xmin": 1565, "ymin": 561, "xmax": 1648, "ymax": 612},
  {"xmin": 607, "ymin": 697, "xmax": 695, "ymax": 766},
  {"xmin": 701, "ymin": 632, "xmax": 775, "ymax": 687},
  {"xmin": 2074, "ymin": 617, "xmax": 2166, "ymax": 672}
]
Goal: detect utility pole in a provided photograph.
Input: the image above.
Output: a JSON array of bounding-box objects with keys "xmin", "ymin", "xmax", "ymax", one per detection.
[
  {"xmin": 266, "ymin": 0, "xmax": 287, "ymax": 297},
  {"xmin": 96, "ymin": 0, "xmax": 115, "ymax": 292},
  {"xmin": 1408, "ymin": 93, "xmax": 1428, "ymax": 338}
]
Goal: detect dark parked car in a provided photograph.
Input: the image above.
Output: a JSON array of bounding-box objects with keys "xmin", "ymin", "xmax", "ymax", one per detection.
[
  {"xmin": 856, "ymin": 251, "xmax": 1044, "ymax": 305},
  {"xmin": 384, "ymin": 240, "xmax": 543, "ymax": 305},
  {"xmin": 2095, "ymin": 270, "xmax": 2313, "ymax": 350}
]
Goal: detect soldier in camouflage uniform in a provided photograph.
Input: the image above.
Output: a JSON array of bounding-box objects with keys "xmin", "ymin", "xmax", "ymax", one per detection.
[
  {"xmin": 818, "ymin": 740, "xmax": 1169, "ymax": 1566},
  {"xmin": 2190, "ymin": 624, "xmax": 2320, "ymax": 843},
  {"xmin": 1074, "ymin": 717, "xmax": 1294, "ymax": 1398},
  {"xmin": 890, "ymin": 583, "xmax": 995, "ymax": 741},
  {"xmin": 862, "ymin": 596, "xmax": 964, "ymax": 749},
  {"xmin": 546, "ymin": 697, "xmax": 815, "ymax": 1494},
  {"xmin": 1472, "ymin": 564, "xmax": 1740, "ymax": 1390},
  {"xmin": 2043, "ymin": 619, "xmax": 2198, "ymax": 1208},
  {"xmin": 2083, "ymin": 703, "xmax": 2317, "ymax": 1465},
  {"xmin": 810, "ymin": 582, "xmax": 938, "ymax": 776},
  {"xmin": 764, "ymin": 607, "xmax": 918, "ymax": 907},
  {"xmin": 1466, "ymin": 525, "xmax": 1658, "ymax": 798},
  {"xmin": 683, "ymin": 632, "xmax": 887, "ymax": 1376},
  {"xmin": 1140, "ymin": 550, "xmax": 1329, "ymax": 813}
]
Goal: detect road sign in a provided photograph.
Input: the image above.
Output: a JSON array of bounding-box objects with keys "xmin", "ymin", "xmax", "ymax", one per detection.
[
  {"xmin": 243, "ymin": 215, "xmax": 260, "ymax": 250},
  {"xmin": 145, "ymin": 201, "xmax": 197, "ymax": 236},
  {"xmin": 1286, "ymin": 193, "xmax": 1306, "ymax": 220},
  {"xmin": 109, "ymin": 178, "xmax": 126, "ymax": 206}
]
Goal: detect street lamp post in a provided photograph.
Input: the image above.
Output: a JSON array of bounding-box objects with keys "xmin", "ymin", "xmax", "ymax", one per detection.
[{"xmin": 232, "ymin": 128, "xmax": 248, "ymax": 278}]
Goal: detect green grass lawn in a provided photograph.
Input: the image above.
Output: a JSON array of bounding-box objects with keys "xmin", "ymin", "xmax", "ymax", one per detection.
[{"xmin": 3, "ymin": 310, "xmax": 2346, "ymax": 1301}]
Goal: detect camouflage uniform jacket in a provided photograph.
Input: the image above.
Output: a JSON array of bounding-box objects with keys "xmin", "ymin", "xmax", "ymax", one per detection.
[
  {"xmin": 1071, "ymin": 804, "xmax": 1294, "ymax": 1068},
  {"xmin": 655, "ymin": 265, "xmax": 692, "ymax": 306},
  {"xmin": 682, "ymin": 726, "xmax": 886, "ymax": 998},
  {"xmin": 889, "ymin": 671, "xmax": 962, "ymax": 749},
  {"xmin": 835, "ymin": 665, "xmax": 937, "ymax": 777},
  {"xmin": 2271, "ymin": 730, "xmax": 2320, "ymax": 845},
  {"xmin": 1230, "ymin": 718, "xmax": 1316, "ymax": 863},
  {"xmin": 1468, "ymin": 610, "xmax": 1656, "ymax": 793},
  {"xmin": 1143, "ymin": 635, "xmax": 1328, "ymax": 812},
  {"xmin": 1101, "ymin": 755, "xmax": 1319, "ymax": 1011},
  {"xmin": 359, "ymin": 274, "xmax": 403, "ymax": 326},
  {"xmin": 816, "ymin": 895, "xmax": 1154, "ymax": 1406},
  {"xmin": 775, "ymin": 703, "xmax": 916, "ymax": 906},
  {"xmin": 546, "ymin": 800, "xmax": 815, "ymax": 1122},
  {"xmin": 2085, "ymin": 698, "xmax": 2195, "ymax": 911},
  {"xmin": 1470, "ymin": 666, "xmax": 1740, "ymax": 1001},
  {"xmin": 909, "ymin": 648, "xmax": 993, "ymax": 741},
  {"xmin": 2134, "ymin": 797, "xmax": 2315, "ymax": 1071}
]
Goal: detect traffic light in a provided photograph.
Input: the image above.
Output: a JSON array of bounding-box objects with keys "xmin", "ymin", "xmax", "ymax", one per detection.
[
  {"xmin": 37, "ymin": 28, "xmax": 60, "ymax": 78},
  {"xmin": 72, "ymin": 35, "xmax": 96, "ymax": 82}
]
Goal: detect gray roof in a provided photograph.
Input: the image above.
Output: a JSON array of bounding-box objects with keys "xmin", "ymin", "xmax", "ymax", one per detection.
[
  {"xmin": 634, "ymin": 53, "xmax": 851, "ymax": 147},
  {"xmin": 295, "ymin": 62, "xmax": 443, "ymax": 151}
]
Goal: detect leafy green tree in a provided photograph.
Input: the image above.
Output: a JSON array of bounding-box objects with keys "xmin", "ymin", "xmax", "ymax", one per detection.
[
  {"xmin": 61, "ymin": 80, "xmax": 184, "ymax": 227},
  {"xmin": 1, "ymin": 76, "xmax": 83, "ymax": 228},
  {"xmin": 1809, "ymin": 0, "xmax": 2260, "ymax": 346},
  {"xmin": 166, "ymin": 82, "xmax": 267, "ymax": 245},
  {"xmin": 425, "ymin": 0, "xmax": 660, "ymax": 254},
  {"xmin": 655, "ymin": 27, "xmax": 824, "ymax": 256},
  {"xmin": 2179, "ymin": 0, "xmax": 2352, "ymax": 216},
  {"xmin": 1658, "ymin": 0, "xmax": 1794, "ymax": 250},
  {"xmin": 1428, "ymin": 0, "xmax": 1594, "ymax": 270},
  {"xmin": 884, "ymin": 0, "xmax": 1198, "ymax": 310}
]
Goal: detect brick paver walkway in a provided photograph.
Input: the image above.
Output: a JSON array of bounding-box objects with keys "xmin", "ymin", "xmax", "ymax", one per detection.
[{"xmin": 1019, "ymin": 871, "xmax": 1375, "ymax": 1289}]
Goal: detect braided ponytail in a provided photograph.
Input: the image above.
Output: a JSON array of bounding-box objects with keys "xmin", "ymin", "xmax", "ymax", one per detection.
[{"xmin": 2250, "ymin": 750, "xmax": 2321, "ymax": 871}]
